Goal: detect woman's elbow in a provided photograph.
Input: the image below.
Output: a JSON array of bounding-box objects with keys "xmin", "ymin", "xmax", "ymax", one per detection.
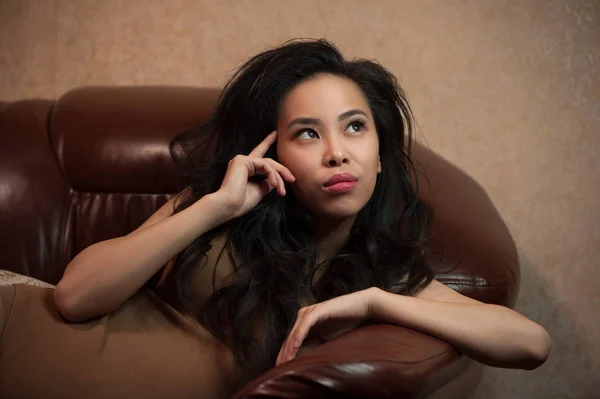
[
  {"xmin": 521, "ymin": 326, "xmax": 552, "ymax": 370},
  {"xmin": 53, "ymin": 281, "xmax": 91, "ymax": 323}
]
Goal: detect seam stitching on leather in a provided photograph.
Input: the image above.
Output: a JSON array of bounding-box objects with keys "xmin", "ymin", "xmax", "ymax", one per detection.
[{"xmin": 437, "ymin": 280, "xmax": 512, "ymax": 288}]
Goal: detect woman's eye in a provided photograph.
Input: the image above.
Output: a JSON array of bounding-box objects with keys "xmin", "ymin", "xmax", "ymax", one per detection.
[
  {"xmin": 297, "ymin": 129, "xmax": 319, "ymax": 139},
  {"xmin": 346, "ymin": 121, "xmax": 365, "ymax": 133}
]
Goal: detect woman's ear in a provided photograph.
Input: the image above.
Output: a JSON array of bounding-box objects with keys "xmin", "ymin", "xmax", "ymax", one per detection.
[{"xmin": 377, "ymin": 156, "xmax": 382, "ymax": 174}]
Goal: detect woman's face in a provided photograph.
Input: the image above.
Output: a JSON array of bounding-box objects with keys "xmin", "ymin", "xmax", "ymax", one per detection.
[{"xmin": 276, "ymin": 73, "xmax": 381, "ymax": 221}]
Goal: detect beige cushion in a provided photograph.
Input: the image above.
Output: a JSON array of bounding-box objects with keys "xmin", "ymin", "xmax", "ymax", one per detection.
[{"xmin": 0, "ymin": 270, "xmax": 55, "ymax": 288}]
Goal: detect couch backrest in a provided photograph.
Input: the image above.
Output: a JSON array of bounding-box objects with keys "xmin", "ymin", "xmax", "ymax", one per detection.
[{"xmin": 0, "ymin": 87, "xmax": 519, "ymax": 306}]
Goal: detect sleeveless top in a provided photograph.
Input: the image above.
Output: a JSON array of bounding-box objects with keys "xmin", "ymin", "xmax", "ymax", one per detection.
[{"xmin": 156, "ymin": 227, "xmax": 241, "ymax": 310}]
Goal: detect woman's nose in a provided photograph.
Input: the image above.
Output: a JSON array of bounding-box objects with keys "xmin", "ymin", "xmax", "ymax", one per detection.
[
  {"xmin": 327, "ymin": 153, "xmax": 349, "ymax": 166},
  {"xmin": 324, "ymin": 144, "xmax": 349, "ymax": 167}
]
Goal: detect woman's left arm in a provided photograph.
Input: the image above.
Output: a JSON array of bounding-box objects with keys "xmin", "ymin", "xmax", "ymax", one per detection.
[{"xmin": 371, "ymin": 280, "xmax": 551, "ymax": 370}]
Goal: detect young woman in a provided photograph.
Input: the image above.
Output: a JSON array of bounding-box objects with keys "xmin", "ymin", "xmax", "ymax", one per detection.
[{"xmin": 1, "ymin": 39, "xmax": 550, "ymax": 398}]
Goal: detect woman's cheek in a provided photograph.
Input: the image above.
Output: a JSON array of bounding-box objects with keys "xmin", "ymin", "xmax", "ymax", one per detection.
[{"xmin": 290, "ymin": 178, "xmax": 311, "ymax": 198}]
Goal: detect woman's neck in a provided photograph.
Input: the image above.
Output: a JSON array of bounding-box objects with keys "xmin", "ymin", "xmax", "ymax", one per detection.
[{"xmin": 314, "ymin": 215, "xmax": 355, "ymax": 264}]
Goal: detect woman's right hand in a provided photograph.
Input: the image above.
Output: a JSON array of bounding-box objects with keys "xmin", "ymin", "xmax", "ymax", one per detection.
[{"xmin": 214, "ymin": 131, "xmax": 296, "ymax": 220}]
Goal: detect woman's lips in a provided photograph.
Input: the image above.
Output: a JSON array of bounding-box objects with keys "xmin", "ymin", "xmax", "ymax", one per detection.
[
  {"xmin": 323, "ymin": 172, "xmax": 358, "ymax": 186},
  {"xmin": 322, "ymin": 172, "xmax": 358, "ymax": 193},
  {"xmin": 322, "ymin": 181, "xmax": 357, "ymax": 193}
]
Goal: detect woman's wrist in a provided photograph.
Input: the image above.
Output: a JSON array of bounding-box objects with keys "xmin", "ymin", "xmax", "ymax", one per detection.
[
  {"xmin": 197, "ymin": 193, "xmax": 235, "ymax": 227},
  {"xmin": 366, "ymin": 287, "xmax": 415, "ymax": 324},
  {"xmin": 366, "ymin": 287, "xmax": 387, "ymax": 319}
]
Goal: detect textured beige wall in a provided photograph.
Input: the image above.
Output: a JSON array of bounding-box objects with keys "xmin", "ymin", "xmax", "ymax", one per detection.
[{"xmin": 1, "ymin": 0, "xmax": 599, "ymax": 397}]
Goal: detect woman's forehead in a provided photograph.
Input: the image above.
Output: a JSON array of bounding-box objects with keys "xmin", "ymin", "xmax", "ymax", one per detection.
[{"xmin": 278, "ymin": 74, "xmax": 372, "ymax": 122}]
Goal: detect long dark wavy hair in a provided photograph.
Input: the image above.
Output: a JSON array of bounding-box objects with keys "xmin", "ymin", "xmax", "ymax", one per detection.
[{"xmin": 163, "ymin": 38, "xmax": 435, "ymax": 377}]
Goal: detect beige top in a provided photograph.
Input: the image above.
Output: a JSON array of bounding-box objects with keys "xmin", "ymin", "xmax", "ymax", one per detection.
[
  {"xmin": 172, "ymin": 228, "xmax": 241, "ymax": 306},
  {"xmin": 0, "ymin": 229, "xmax": 254, "ymax": 399}
]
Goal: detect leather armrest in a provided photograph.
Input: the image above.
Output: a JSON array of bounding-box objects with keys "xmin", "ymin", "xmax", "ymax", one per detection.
[{"xmin": 232, "ymin": 324, "xmax": 470, "ymax": 399}]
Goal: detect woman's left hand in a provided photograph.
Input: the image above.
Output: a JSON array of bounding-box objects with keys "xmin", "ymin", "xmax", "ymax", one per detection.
[{"xmin": 276, "ymin": 287, "xmax": 378, "ymax": 366}]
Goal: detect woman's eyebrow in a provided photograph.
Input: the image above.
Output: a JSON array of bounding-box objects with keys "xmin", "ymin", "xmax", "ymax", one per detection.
[
  {"xmin": 287, "ymin": 117, "xmax": 321, "ymax": 130},
  {"xmin": 338, "ymin": 109, "xmax": 367, "ymax": 121}
]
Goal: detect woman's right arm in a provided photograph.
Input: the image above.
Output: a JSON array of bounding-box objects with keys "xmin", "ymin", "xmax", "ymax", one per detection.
[
  {"xmin": 53, "ymin": 192, "xmax": 231, "ymax": 322},
  {"xmin": 55, "ymin": 130, "xmax": 294, "ymax": 322}
]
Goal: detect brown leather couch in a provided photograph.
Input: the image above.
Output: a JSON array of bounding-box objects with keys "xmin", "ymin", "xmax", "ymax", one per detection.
[{"xmin": 0, "ymin": 86, "xmax": 519, "ymax": 398}]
